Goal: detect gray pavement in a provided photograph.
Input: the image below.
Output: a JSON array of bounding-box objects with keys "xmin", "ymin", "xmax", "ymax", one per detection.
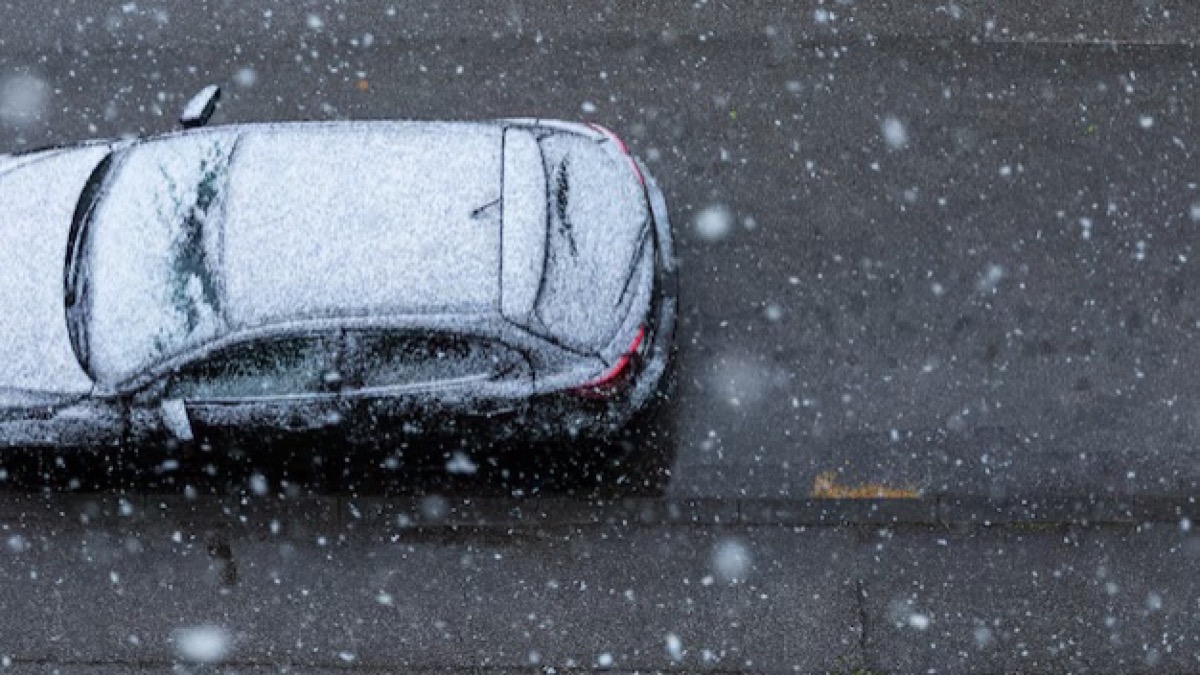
[
  {"xmin": 2, "ymin": 495, "xmax": 1200, "ymax": 671},
  {"xmin": 2, "ymin": 1, "xmax": 1200, "ymax": 671},
  {"xmin": 2, "ymin": 0, "xmax": 1198, "ymax": 509}
]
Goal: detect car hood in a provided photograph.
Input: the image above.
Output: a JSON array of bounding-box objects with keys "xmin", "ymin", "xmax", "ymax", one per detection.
[{"xmin": 0, "ymin": 146, "xmax": 110, "ymax": 394}]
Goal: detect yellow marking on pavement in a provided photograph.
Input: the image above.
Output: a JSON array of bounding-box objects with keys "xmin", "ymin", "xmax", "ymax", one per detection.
[{"xmin": 811, "ymin": 471, "xmax": 920, "ymax": 499}]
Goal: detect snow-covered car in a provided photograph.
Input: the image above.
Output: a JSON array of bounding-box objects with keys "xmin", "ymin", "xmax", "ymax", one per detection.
[{"xmin": 0, "ymin": 94, "xmax": 676, "ymax": 455}]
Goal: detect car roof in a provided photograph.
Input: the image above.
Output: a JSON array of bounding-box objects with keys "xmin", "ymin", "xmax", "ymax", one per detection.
[
  {"xmin": 78, "ymin": 120, "xmax": 554, "ymax": 386},
  {"xmin": 215, "ymin": 121, "xmax": 538, "ymax": 328}
]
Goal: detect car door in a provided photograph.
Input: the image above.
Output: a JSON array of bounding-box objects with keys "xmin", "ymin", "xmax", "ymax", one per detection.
[
  {"xmin": 340, "ymin": 330, "xmax": 533, "ymax": 449},
  {"xmin": 0, "ymin": 389, "xmax": 124, "ymax": 450},
  {"xmin": 148, "ymin": 333, "xmax": 347, "ymax": 451}
]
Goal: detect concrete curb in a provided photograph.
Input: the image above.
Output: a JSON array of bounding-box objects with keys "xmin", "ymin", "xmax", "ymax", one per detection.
[{"xmin": 3, "ymin": 492, "xmax": 1197, "ymax": 532}]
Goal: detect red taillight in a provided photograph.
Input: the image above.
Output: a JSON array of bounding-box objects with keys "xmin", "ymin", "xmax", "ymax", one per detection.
[
  {"xmin": 586, "ymin": 122, "xmax": 645, "ymax": 186},
  {"xmin": 573, "ymin": 326, "xmax": 646, "ymax": 399}
]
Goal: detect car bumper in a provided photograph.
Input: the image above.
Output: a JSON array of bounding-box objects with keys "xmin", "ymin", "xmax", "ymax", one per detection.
[{"xmin": 626, "ymin": 160, "xmax": 677, "ymax": 412}]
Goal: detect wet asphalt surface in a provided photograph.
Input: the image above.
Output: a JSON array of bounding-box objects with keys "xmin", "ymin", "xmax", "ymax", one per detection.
[{"xmin": 2, "ymin": 2, "xmax": 1200, "ymax": 671}]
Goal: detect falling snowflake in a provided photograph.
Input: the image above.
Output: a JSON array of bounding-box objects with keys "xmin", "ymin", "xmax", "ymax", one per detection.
[
  {"xmin": 881, "ymin": 116, "xmax": 908, "ymax": 149},
  {"xmin": 233, "ymin": 67, "xmax": 258, "ymax": 88},
  {"xmin": 249, "ymin": 472, "xmax": 269, "ymax": 496},
  {"xmin": 445, "ymin": 451, "xmax": 478, "ymax": 475},
  {"xmin": 666, "ymin": 633, "xmax": 684, "ymax": 661},
  {"xmin": 173, "ymin": 625, "xmax": 231, "ymax": 663},
  {"xmin": 694, "ymin": 204, "xmax": 734, "ymax": 242},
  {"xmin": 976, "ymin": 263, "xmax": 1005, "ymax": 293},
  {"xmin": 908, "ymin": 613, "xmax": 931, "ymax": 630},
  {"xmin": 0, "ymin": 72, "xmax": 49, "ymax": 127},
  {"xmin": 712, "ymin": 539, "xmax": 751, "ymax": 583}
]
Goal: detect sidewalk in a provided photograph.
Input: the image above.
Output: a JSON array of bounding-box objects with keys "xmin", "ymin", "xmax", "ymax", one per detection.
[{"xmin": 0, "ymin": 493, "xmax": 1196, "ymax": 672}]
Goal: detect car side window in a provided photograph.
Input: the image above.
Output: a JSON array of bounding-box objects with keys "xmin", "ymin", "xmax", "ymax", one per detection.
[
  {"xmin": 167, "ymin": 335, "xmax": 339, "ymax": 401},
  {"xmin": 349, "ymin": 331, "xmax": 526, "ymax": 391}
]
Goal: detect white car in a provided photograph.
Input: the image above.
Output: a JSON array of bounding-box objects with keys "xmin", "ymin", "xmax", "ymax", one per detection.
[{"xmin": 0, "ymin": 87, "xmax": 676, "ymax": 453}]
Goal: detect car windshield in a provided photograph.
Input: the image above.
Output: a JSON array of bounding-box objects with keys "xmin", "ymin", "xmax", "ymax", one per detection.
[{"xmin": 66, "ymin": 131, "xmax": 239, "ymax": 385}]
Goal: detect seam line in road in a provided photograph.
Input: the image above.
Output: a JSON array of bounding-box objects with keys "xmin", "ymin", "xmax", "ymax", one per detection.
[
  {"xmin": 855, "ymin": 579, "xmax": 871, "ymax": 671},
  {"xmin": 0, "ymin": 33, "xmax": 1195, "ymax": 62},
  {"xmin": 0, "ymin": 493, "xmax": 1194, "ymax": 528},
  {"xmin": 0, "ymin": 656, "xmax": 565, "ymax": 673}
]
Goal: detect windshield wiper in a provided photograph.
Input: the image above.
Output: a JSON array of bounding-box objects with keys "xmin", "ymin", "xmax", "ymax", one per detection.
[{"xmin": 64, "ymin": 152, "xmax": 115, "ymax": 377}]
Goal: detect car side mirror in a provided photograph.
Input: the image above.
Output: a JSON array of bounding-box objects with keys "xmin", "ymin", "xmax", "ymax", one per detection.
[
  {"xmin": 160, "ymin": 398, "xmax": 195, "ymax": 442},
  {"xmin": 179, "ymin": 85, "xmax": 221, "ymax": 129}
]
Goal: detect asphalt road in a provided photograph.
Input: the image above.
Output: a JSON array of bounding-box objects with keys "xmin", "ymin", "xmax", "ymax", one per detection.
[
  {"xmin": 2, "ymin": 1, "xmax": 1200, "ymax": 671},
  {"xmin": 2, "ymin": 0, "xmax": 1199, "ymax": 508}
]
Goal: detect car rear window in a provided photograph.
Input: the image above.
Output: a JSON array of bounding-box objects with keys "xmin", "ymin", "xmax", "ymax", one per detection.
[{"xmin": 533, "ymin": 133, "xmax": 650, "ymax": 353}]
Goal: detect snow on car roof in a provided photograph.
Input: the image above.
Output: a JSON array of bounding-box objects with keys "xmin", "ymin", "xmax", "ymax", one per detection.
[{"xmin": 222, "ymin": 122, "xmax": 506, "ymax": 327}]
